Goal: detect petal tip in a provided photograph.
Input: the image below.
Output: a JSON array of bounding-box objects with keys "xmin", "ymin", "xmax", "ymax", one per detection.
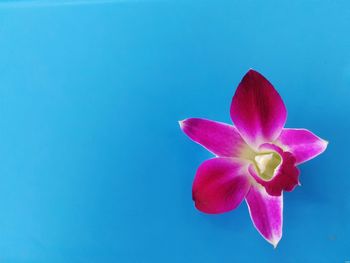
[
  {"xmin": 178, "ymin": 119, "xmax": 186, "ymax": 129},
  {"xmin": 256, "ymin": 221, "xmax": 282, "ymax": 249},
  {"xmin": 319, "ymin": 138, "xmax": 329, "ymax": 153},
  {"xmin": 244, "ymin": 69, "xmax": 266, "ymax": 80},
  {"xmin": 266, "ymin": 233, "xmax": 282, "ymax": 248},
  {"xmin": 271, "ymin": 238, "xmax": 280, "ymax": 249},
  {"xmin": 323, "ymin": 139, "xmax": 329, "ymax": 147},
  {"xmin": 260, "ymin": 228, "xmax": 282, "ymax": 249},
  {"xmin": 246, "ymin": 68, "xmax": 257, "ymax": 74}
]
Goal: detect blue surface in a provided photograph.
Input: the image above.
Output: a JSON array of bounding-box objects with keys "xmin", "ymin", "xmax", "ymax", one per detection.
[{"xmin": 0, "ymin": 0, "xmax": 349, "ymax": 262}]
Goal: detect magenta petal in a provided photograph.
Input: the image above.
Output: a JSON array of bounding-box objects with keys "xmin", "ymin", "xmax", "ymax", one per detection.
[
  {"xmin": 192, "ymin": 158, "xmax": 251, "ymax": 214},
  {"xmin": 179, "ymin": 118, "xmax": 250, "ymax": 157},
  {"xmin": 246, "ymin": 184, "xmax": 283, "ymax": 247},
  {"xmin": 277, "ymin": 128, "xmax": 328, "ymax": 165},
  {"xmin": 230, "ymin": 70, "xmax": 287, "ymax": 148}
]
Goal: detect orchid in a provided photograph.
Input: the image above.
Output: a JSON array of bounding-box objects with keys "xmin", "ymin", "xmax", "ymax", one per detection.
[{"xmin": 179, "ymin": 69, "xmax": 328, "ymax": 247}]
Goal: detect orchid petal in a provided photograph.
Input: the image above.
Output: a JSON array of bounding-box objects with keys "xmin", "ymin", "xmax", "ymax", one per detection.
[
  {"xmin": 179, "ymin": 118, "xmax": 253, "ymax": 158},
  {"xmin": 245, "ymin": 184, "xmax": 283, "ymax": 247},
  {"xmin": 230, "ymin": 70, "xmax": 287, "ymax": 148},
  {"xmin": 277, "ymin": 128, "xmax": 328, "ymax": 165},
  {"xmin": 192, "ymin": 158, "xmax": 251, "ymax": 214}
]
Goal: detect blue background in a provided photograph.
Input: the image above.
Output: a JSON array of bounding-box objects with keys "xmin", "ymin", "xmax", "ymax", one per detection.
[{"xmin": 0, "ymin": 0, "xmax": 348, "ymax": 262}]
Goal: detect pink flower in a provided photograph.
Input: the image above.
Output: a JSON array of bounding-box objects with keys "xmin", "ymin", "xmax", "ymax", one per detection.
[{"xmin": 179, "ymin": 69, "xmax": 328, "ymax": 247}]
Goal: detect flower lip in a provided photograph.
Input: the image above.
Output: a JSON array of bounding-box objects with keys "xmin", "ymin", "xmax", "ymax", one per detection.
[{"xmin": 249, "ymin": 143, "xmax": 300, "ymax": 196}]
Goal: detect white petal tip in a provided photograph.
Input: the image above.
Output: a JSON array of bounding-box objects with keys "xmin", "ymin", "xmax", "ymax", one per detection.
[
  {"xmin": 178, "ymin": 120, "xmax": 185, "ymax": 128},
  {"xmin": 270, "ymin": 238, "xmax": 281, "ymax": 249}
]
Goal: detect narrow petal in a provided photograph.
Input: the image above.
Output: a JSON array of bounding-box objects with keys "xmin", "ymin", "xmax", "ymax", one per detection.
[
  {"xmin": 277, "ymin": 128, "xmax": 328, "ymax": 165},
  {"xmin": 230, "ymin": 70, "xmax": 287, "ymax": 148},
  {"xmin": 249, "ymin": 143, "xmax": 300, "ymax": 196},
  {"xmin": 179, "ymin": 118, "xmax": 253, "ymax": 158},
  {"xmin": 245, "ymin": 184, "xmax": 283, "ymax": 247},
  {"xmin": 192, "ymin": 158, "xmax": 251, "ymax": 214}
]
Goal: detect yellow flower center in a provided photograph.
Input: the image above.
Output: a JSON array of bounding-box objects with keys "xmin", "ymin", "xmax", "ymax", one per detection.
[{"xmin": 253, "ymin": 152, "xmax": 282, "ymax": 181}]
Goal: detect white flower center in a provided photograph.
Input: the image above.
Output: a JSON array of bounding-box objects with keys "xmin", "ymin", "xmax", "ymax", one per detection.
[{"xmin": 254, "ymin": 152, "xmax": 282, "ymax": 181}]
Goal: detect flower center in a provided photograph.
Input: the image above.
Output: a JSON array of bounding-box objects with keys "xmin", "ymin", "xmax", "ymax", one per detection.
[{"xmin": 254, "ymin": 152, "xmax": 282, "ymax": 181}]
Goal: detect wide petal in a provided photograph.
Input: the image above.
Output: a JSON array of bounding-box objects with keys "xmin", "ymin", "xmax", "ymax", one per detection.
[
  {"xmin": 230, "ymin": 70, "xmax": 287, "ymax": 148},
  {"xmin": 179, "ymin": 118, "xmax": 253, "ymax": 158},
  {"xmin": 245, "ymin": 184, "xmax": 283, "ymax": 247},
  {"xmin": 276, "ymin": 128, "xmax": 328, "ymax": 165},
  {"xmin": 249, "ymin": 143, "xmax": 300, "ymax": 196},
  {"xmin": 192, "ymin": 158, "xmax": 251, "ymax": 214}
]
